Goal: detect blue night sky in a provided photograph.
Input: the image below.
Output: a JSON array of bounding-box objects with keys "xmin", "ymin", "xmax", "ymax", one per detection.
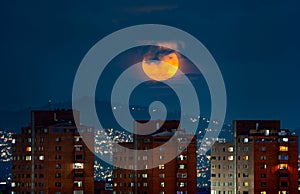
[{"xmin": 0, "ymin": 1, "xmax": 299, "ymax": 130}]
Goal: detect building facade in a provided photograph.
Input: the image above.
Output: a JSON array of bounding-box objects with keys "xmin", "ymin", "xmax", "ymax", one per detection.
[
  {"xmin": 11, "ymin": 110, "xmax": 94, "ymax": 194},
  {"xmin": 211, "ymin": 120, "xmax": 298, "ymax": 194},
  {"xmin": 112, "ymin": 120, "xmax": 197, "ymax": 194}
]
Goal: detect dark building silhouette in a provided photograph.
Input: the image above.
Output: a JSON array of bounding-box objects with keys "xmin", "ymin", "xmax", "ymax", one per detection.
[
  {"xmin": 211, "ymin": 120, "xmax": 298, "ymax": 194},
  {"xmin": 94, "ymin": 180, "xmax": 111, "ymax": 194},
  {"xmin": 112, "ymin": 120, "xmax": 197, "ymax": 194},
  {"xmin": 11, "ymin": 110, "xmax": 94, "ymax": 194}
]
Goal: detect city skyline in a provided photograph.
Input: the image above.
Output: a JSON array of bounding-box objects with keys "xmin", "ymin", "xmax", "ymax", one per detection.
[
  {"xmin": 0, "ymin": 109, "xmax": 299, "ymax": 193},
  {"xmin": 0, "ymin": 1, "xmax": 300, "ymax": 131}
]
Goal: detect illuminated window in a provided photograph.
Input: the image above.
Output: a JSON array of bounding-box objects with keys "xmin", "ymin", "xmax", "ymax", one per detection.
[
  {"xmin": 279, "ymin": 191, "xmax": 288, "ymax": 194},
  {"xmin": 279, "ymin": 164, "xmax": 288, "ymax": 170},
  {"xmin": 279, "ymin": 146, "xmax": 288, "ymax": 151},
  {"xmin": 55, "ymin": 137, "xmax": 61, "ymax": 142},
  {"xmin": 40, "ymin": 128, "xmax": 48, "ymax": 134},
  {"xmin": 74, "ymin": 181, "xmax": 83, "ymax": 187},
  {"xmin": 228, "ymin": 156, "xmax": 234, "ymax": 161},
  {"xmin": 178, "ymin": 146, "xmax": 186, "ymax": 151},
  {"xmin": 12, "ymin": 139, "xmax": 16, "ymax": 144},
  {"xmin": 74, "ymin": 145, "xmax": 83, "ymax": 151},
  {"xmin": 73, "ymin": 163, "xmax": 84, "ymax": 169},
  {"xmin": 261, "ymin": 164, "xmax": 267, "ymax": 169},
  {"xmin": 243, "ymin": 156, "xmax": 249, "ymax": 160},
  {"xmin": 143, "ymin": 182, "xmax": 147, "ymax": 187},
  {"xmin": 228, "ymin": 147, "xmax": 234, "ymax": 152},
  {"xmin": 159, "ymin": 173, "xmax": 165, "ymax": 178},
  {"xmin": 260, "ymin": 191, "xmax": 266, "ymax": 194},
  {"xmin": 26, "ymin": 147, "xmax": 31, "ymax": 152},
  {"xmin": 265, "ymin": 129, "xmax": 270, "ymax": 136},
  {"xmin": 244, "ymin": 138, "xmax": 249, "ymax": 143},
  {"xmin": 243, "ymin": 182, "xmax": 249, "ymax": 187},
  {"xmin": 178, "ymin": 182, "xmax": 186, "ymax": 187},
  {"xmin": 39, "ymin": 155, "xmax": 44, "ymax": 160},
  {"xmin": 278, "ymin": 155, "xmax": 288, "ymax": 160},
  {"xmin": 142, "ymin": 173, "xmax": 147, "ymax": 178},
  {"xmin": 26, "ymin": 156, "xmax": 31, "ymax": 161},
  {"xmin": 159, "ymin": 165, "xmax": 165, "ymax": 169},
  {"xmin": 177, "ymin": 173, "xmax": 187, "ymax": 178},
  {"xmin": 160, "ymin": 182, "xmax": 165, "ymax": 187},
  {"xmin": 179, "ymin": 164, "xmax": 186, "ymax": 169},
  {"xmin": 282, "ymin": 138, "xmax": 289, "ymax": 142},
  {"xmin": 74, "ymin": 136, "xmax": 82, "ymax": 142},
  {"xmin": 261, "ymin": 156, "xmax": 266, "ymax": 160},
  {"xmin": 159, "ymin": 155, "xmax": 164, "ymax": 160},
  {"xmin": 11, "ymin": 182, "xmax": 16, "ymax": 187}
]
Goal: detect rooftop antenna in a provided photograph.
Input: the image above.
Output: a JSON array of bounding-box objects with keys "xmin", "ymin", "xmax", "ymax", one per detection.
[
  {"xmin": 48, "ymin": 99, "xmax": 52, "ymax": 110},
  {"xmin": 256, "ymin": 122, "xmax": 259, "ymax": 131},
  {"xmin": 31, "ymin": 111, "xmax": 35, "ymax": 194}
]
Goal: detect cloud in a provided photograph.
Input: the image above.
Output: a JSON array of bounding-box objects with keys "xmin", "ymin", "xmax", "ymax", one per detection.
[
  {"xmin": 123, "ymin": 4, "xmax": 178, "ymax": 14},
  {"xmin": 137, "ymin": 41, "xmax": 185, "ymax": 51}
]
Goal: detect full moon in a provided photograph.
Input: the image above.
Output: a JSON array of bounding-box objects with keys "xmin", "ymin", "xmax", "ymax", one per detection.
[{"xmin": 142, "ymin": 53, "xmax": 179, "ymax": 81}]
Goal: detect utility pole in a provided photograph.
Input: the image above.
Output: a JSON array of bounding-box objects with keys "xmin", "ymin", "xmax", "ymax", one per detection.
[
  {"xmin": 233, "ymin": 120, "xmax": 237, "ymax": 194},
  {"xmin": 31, "ymin": 111, "xmax": 35, "ymax": 194}
]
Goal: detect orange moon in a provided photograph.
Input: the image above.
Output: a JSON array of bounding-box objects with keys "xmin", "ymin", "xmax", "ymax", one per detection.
[{"xmin": 142, "ymin": 53, "xmax": 179, "ymax": 81}]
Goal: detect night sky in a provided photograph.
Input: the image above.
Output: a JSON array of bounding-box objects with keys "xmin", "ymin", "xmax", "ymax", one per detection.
[{"xmin": 0, "ymin": 1, "xmax": 299, "ymax": 130}]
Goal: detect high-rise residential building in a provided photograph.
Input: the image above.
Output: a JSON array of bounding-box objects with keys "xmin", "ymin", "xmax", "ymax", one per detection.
[
  {"xmin": 112, "ymin": 120, "xmax": 197, "ymax": 194},
  {"xmin": 211, "ymin": 120, "xmax": 298, "ymax": 194},
  {"xmin": 11, "ymin": 110, "xmax": 94, "ymax": 194}
]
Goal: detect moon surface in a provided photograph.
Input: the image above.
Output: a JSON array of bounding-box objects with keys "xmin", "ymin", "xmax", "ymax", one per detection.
[{"xmin": 142, "ymin": 53, "xmax": 179, "ymax": 81}]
